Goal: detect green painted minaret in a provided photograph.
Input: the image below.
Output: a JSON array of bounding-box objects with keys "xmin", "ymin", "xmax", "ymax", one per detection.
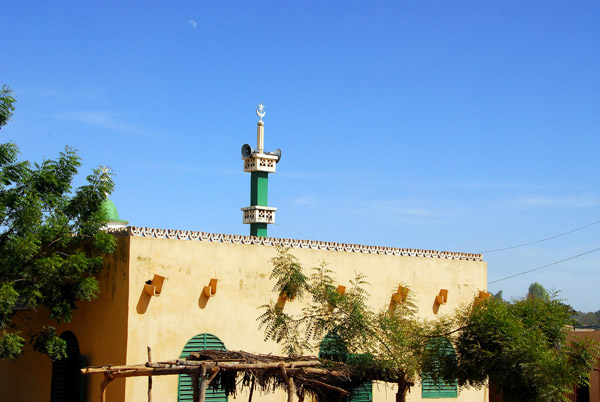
[{"xmin": 241, "ymin": 103, "xmax": 281, "ymax": 237}]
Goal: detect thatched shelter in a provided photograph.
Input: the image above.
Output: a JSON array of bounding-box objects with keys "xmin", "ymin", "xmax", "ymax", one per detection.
[{"xmin": 82, "ymin": 349, "xmax": 371, "ymax": 402}]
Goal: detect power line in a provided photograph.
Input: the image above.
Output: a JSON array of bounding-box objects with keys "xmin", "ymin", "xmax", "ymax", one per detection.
[
  {"xmin": 273, "ymin": 223, "xmax": 318, "ymax": 241},
  {"xmin": 488, "ymin": 246, "xmax": 600, "ymax": 285},
  {"xmin": 481, "ymin": 219, "xmax": 600, "ymax": 254}
]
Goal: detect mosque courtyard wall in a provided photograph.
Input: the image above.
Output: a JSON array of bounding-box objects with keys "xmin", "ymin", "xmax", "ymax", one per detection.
[{"xmin": 0, "ymin": 227, "xmax": 488, "ymax": 402}]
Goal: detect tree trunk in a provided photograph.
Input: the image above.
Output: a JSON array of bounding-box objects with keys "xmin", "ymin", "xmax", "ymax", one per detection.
[{"xmin": 395, "ymin": 377, "xmax": 409, "ymax": 402}]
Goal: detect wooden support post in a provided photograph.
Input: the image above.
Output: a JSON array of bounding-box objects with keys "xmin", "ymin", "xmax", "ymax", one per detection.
[
  {"xmin": 248, "ymin": 376, "xmax": 255, "ymax": 402},
  {"xmin": 288, "ymin": 376, "xmax": 295, "ymax": 402},
  {"xmin": 148, "ymin": 346, "xmax": 153, "ymax": 402},
  {"xmin": 100, "ymin": 373, "xmax": 113, "ymax": 402},
  {"xmin": 280, "ymin": 364, "xmax": 294, "ymax": 402},
  {"xmin": 199, "ymin": 364, "xmax": 208, "ymax": 402},
  {"xmin": 288, "ymin": 364, "xmax": 295, "ymax": 402},
  {"xmin": 207, "ymin": 366, "xmax": 220, "ymax": 384},
  {"xmin": 192, "ymin": 374, "xmax": 200, "ymax": 402}
]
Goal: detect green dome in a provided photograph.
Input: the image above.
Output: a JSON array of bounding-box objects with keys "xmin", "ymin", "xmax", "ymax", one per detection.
[{"xmin": 102, "ymin": 199, "xmax": 128, "ymax": 224}]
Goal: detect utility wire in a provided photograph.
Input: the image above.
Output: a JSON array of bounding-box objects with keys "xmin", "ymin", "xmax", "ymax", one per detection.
[
  {"xmin": 488, "ymin": 246, "xmax": 600, "ymax": 285},
  {"xmin": 481, "ymin": 219, "xmax": 600, "ymax": 254},
  {"xmin": 273, "ymin": 223, "xmax": 318, "ymax": 241}
]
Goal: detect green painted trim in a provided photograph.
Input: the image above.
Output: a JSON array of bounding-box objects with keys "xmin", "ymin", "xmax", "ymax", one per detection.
[
  {"xmin": 251, "ymin": 223, "xmax": 268, "ymax": 237},
  {"xmin": 250, "ymin": 172, "xmax": 269, "ymax": 206}
]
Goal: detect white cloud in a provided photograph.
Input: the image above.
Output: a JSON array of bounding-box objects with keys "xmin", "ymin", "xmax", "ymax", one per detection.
[
  {"xmin": 335, "ymin": 198, "xmax": 453, "ymax": 227},
  {"xmin": 56, "ymin": 110, "xmax": 157, "ymax": 138},
  {"xmin": 291, "ymin": 196, "xmax": 318, "ymax": 206},
  {"xmin": 20, "ymin": 86, "xmax": 106, "ymax": 102},
  {"xmin": 188, "ymin": 20, "xmax": 198, "ymax": 29},
  {"xmin": 370, "ymin": 199, "xmax": 439, "ymax": 217},
  {"xmin": 513, "ymin": 194, "xmax": 600, "ymax": 208}
]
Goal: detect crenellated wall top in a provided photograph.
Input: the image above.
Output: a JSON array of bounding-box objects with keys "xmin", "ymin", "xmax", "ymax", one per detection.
[{"xmin": 107, "ymin": 226, "xmax": 484, "ymax": 262}]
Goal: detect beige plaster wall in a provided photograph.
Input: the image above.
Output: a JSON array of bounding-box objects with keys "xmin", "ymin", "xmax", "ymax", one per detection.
[
  {"xmin": 0, "ymin": 236, "xmax": 131, "ymax": 402},
  {"xmin": 567, "ymin": 330, "xmax": 600, "ymax": 402},
  {"xmin": 123, "ymin": 236, "xmax": 488, "ymax": 402}
]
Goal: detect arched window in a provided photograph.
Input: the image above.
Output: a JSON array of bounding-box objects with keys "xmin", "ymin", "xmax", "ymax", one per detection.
[
  {"xmin": 421, "ymin": 337, "xmax": 457, "ymax": 399},
  {"xmin": 319, "ymin": 333, "xmax": 373, "ymax": 402},
  {"xmin": 50, "ymin": 331, "xmax": 86, "ymax": 402},
  {"xmin": 177, "ymin": 333, "xmax": 228, "ymax": 402}
]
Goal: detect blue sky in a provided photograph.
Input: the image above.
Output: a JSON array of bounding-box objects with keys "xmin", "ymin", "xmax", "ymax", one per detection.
[{"xmin": 2, "ymin": 1, "xmax": 599, "ymax": 311}]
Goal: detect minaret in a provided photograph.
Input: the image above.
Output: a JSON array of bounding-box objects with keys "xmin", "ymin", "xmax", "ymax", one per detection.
[{"xmin": 240, "ymin": 103, "xmax": 281, "ymax": 237}]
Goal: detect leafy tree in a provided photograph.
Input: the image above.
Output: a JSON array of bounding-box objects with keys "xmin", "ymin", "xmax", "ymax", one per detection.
[
  {"xmin": 259, "ymin": 249, "xmax": 600, "ymax": 402},
  {"xmin": 447, "ymin": 295, "xmax": 600, "ymax": 402},
  {"xmin": 0, "ymin": 86, "xmax": 116, "ymax": 360},
  {"xmin": 575, "ymin": 310, "xmax": 600, "ymax": 327},
  {"xmin": 492, "ymin": 290, "xmax": 503, "ymax": 301},
  {"xmin": 0, "ymin": 85, "xmax": 16, "ymax": 129},
  {"xmin": 527, "ymin": 282, "xmax": 549, "ymax": 301},
  {"xmin": 258, "ymin": 247, "xmax": 453, "ymax": 402}
]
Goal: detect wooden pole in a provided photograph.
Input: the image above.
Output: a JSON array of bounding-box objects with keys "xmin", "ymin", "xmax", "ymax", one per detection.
[
  {"xmin": 288, "ymin": 376, "xmax": 295, "ymax": 402},
  {"xmin": 192, "ymin": 374, "xmax": 200, "ymax": 402},
  {"xmin": 207, "ymin": 366, "xmax": 220, "ymax": 384},
  {"xmin": 280, "ymin": 364, "xmax": 294, "ymax": 402},
  {"xmin": 288, "ymin": 364, "xmax": 295, "ymax": 402},
  {"xmin": 199, "ymin": 364, "xmax": 208, "ymax": 402},
  {"xmin": 100, "ymin": 373, "xmax": 113, "ymax": 402},
  {"xmin": 173, "ymin": 359, "xmax": 320, "ymax": 369},
  {"xmin": 83, "ymin": 365, "xmax": 346, "ymax": 380},
  {"xmin": 83, "ymin": 359, "xmax": 321, "ymax": 374},
  {"xmin": 147, "ymin": 346, "xmax": 153, "ymax": 402},
  {"xmin": 300, "ymin": 378, "xmax": 349, "ymax": 395},
  {"xmin": 248, "ymin": 376, "xmax": 255, "ymax": 402}
]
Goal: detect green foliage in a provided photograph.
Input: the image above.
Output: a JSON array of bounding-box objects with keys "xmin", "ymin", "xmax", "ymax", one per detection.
[
  {"xmin": 450, "ymin": 295, "xmax": 600, "ymax": 402},
  {"xmin": 527, "ymin": 282, "xmax": 549, "ymax": 301},
  {"xmin": 31, "ymin": 326, "xmax": 66, "ymax": 360},
  {"xmin": 269, "ymin": 247, "xmax": 309, "ymax": 301},
  {"xmin": 259, "ymin": 252, "xmax": 379, "ymax": 358},
  {"xmin": 575, "ymin": 311, "xmax": 600, "ymax": 327},
  {"xmin": 0, "ymin": 86, "xmax": 116, "ymax": 360},
  {"xmin": 0, "ymin": 85, "xmax": 16, "ymax": 129},
  {"xmin": 573, "ymin": 307, "xmax": 600, "ymax": 327},
  {"xmin": 258, "ymin": 248, "xmax": 452, "ymax": 401},
  {"xmin": 258, "ymin": 249, "xmax": 600, "ymax": 402},
  {"xmin": 0, "ymin": 330, "xmax": 25, "ymax": 360}
]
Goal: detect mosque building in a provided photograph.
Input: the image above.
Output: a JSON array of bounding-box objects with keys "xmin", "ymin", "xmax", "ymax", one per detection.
[{"xmin": 0, "ymin": 105, "xmax": 488, "ymax": 402}]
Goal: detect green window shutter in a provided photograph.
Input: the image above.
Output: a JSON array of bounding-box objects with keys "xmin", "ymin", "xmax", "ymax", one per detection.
[
  {"xmin": 319, "ymin": 333, "xmax": 373, "ymax": 402},
  {"xmin": 319, "ymin": 333, "xmax": 348, "ymax": 362},
  {"xmin": 421, "ymin": 338, "xmax": 458, "ymax": 399},
  {"xmin": 177, "ymin": 334, "xmax": 228, "ymax": 402},
  {"xmin": 348, "ymin": 382, "xmax": 373, "ymax": 402}
]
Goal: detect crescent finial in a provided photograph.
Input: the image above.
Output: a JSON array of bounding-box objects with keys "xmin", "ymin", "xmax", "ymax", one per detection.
[{"xmin": 256, "ymin": 102, "xmax": 266, "ymax": 122}]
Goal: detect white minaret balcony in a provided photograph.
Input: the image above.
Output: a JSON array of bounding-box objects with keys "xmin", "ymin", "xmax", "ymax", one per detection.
[
  {"xmin": 243, "ymin": 153, "xmax": 278, "ymax": 173},
  {"xmin": 241, "ymin": 206, "xmax": 277, "ymax": 224}
]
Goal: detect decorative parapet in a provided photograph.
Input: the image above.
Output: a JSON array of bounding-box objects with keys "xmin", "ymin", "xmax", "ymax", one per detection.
[
  {"xmin": 243, "ymin": 153, "xmax": 278, "ymax": 173},
  {"xmin": 241, "ymin": 206, "xmax": 277, "ymax": 224},
  {"xmin": 107, "ymin": 227, "xmax": 483, "ymax": 261}
]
